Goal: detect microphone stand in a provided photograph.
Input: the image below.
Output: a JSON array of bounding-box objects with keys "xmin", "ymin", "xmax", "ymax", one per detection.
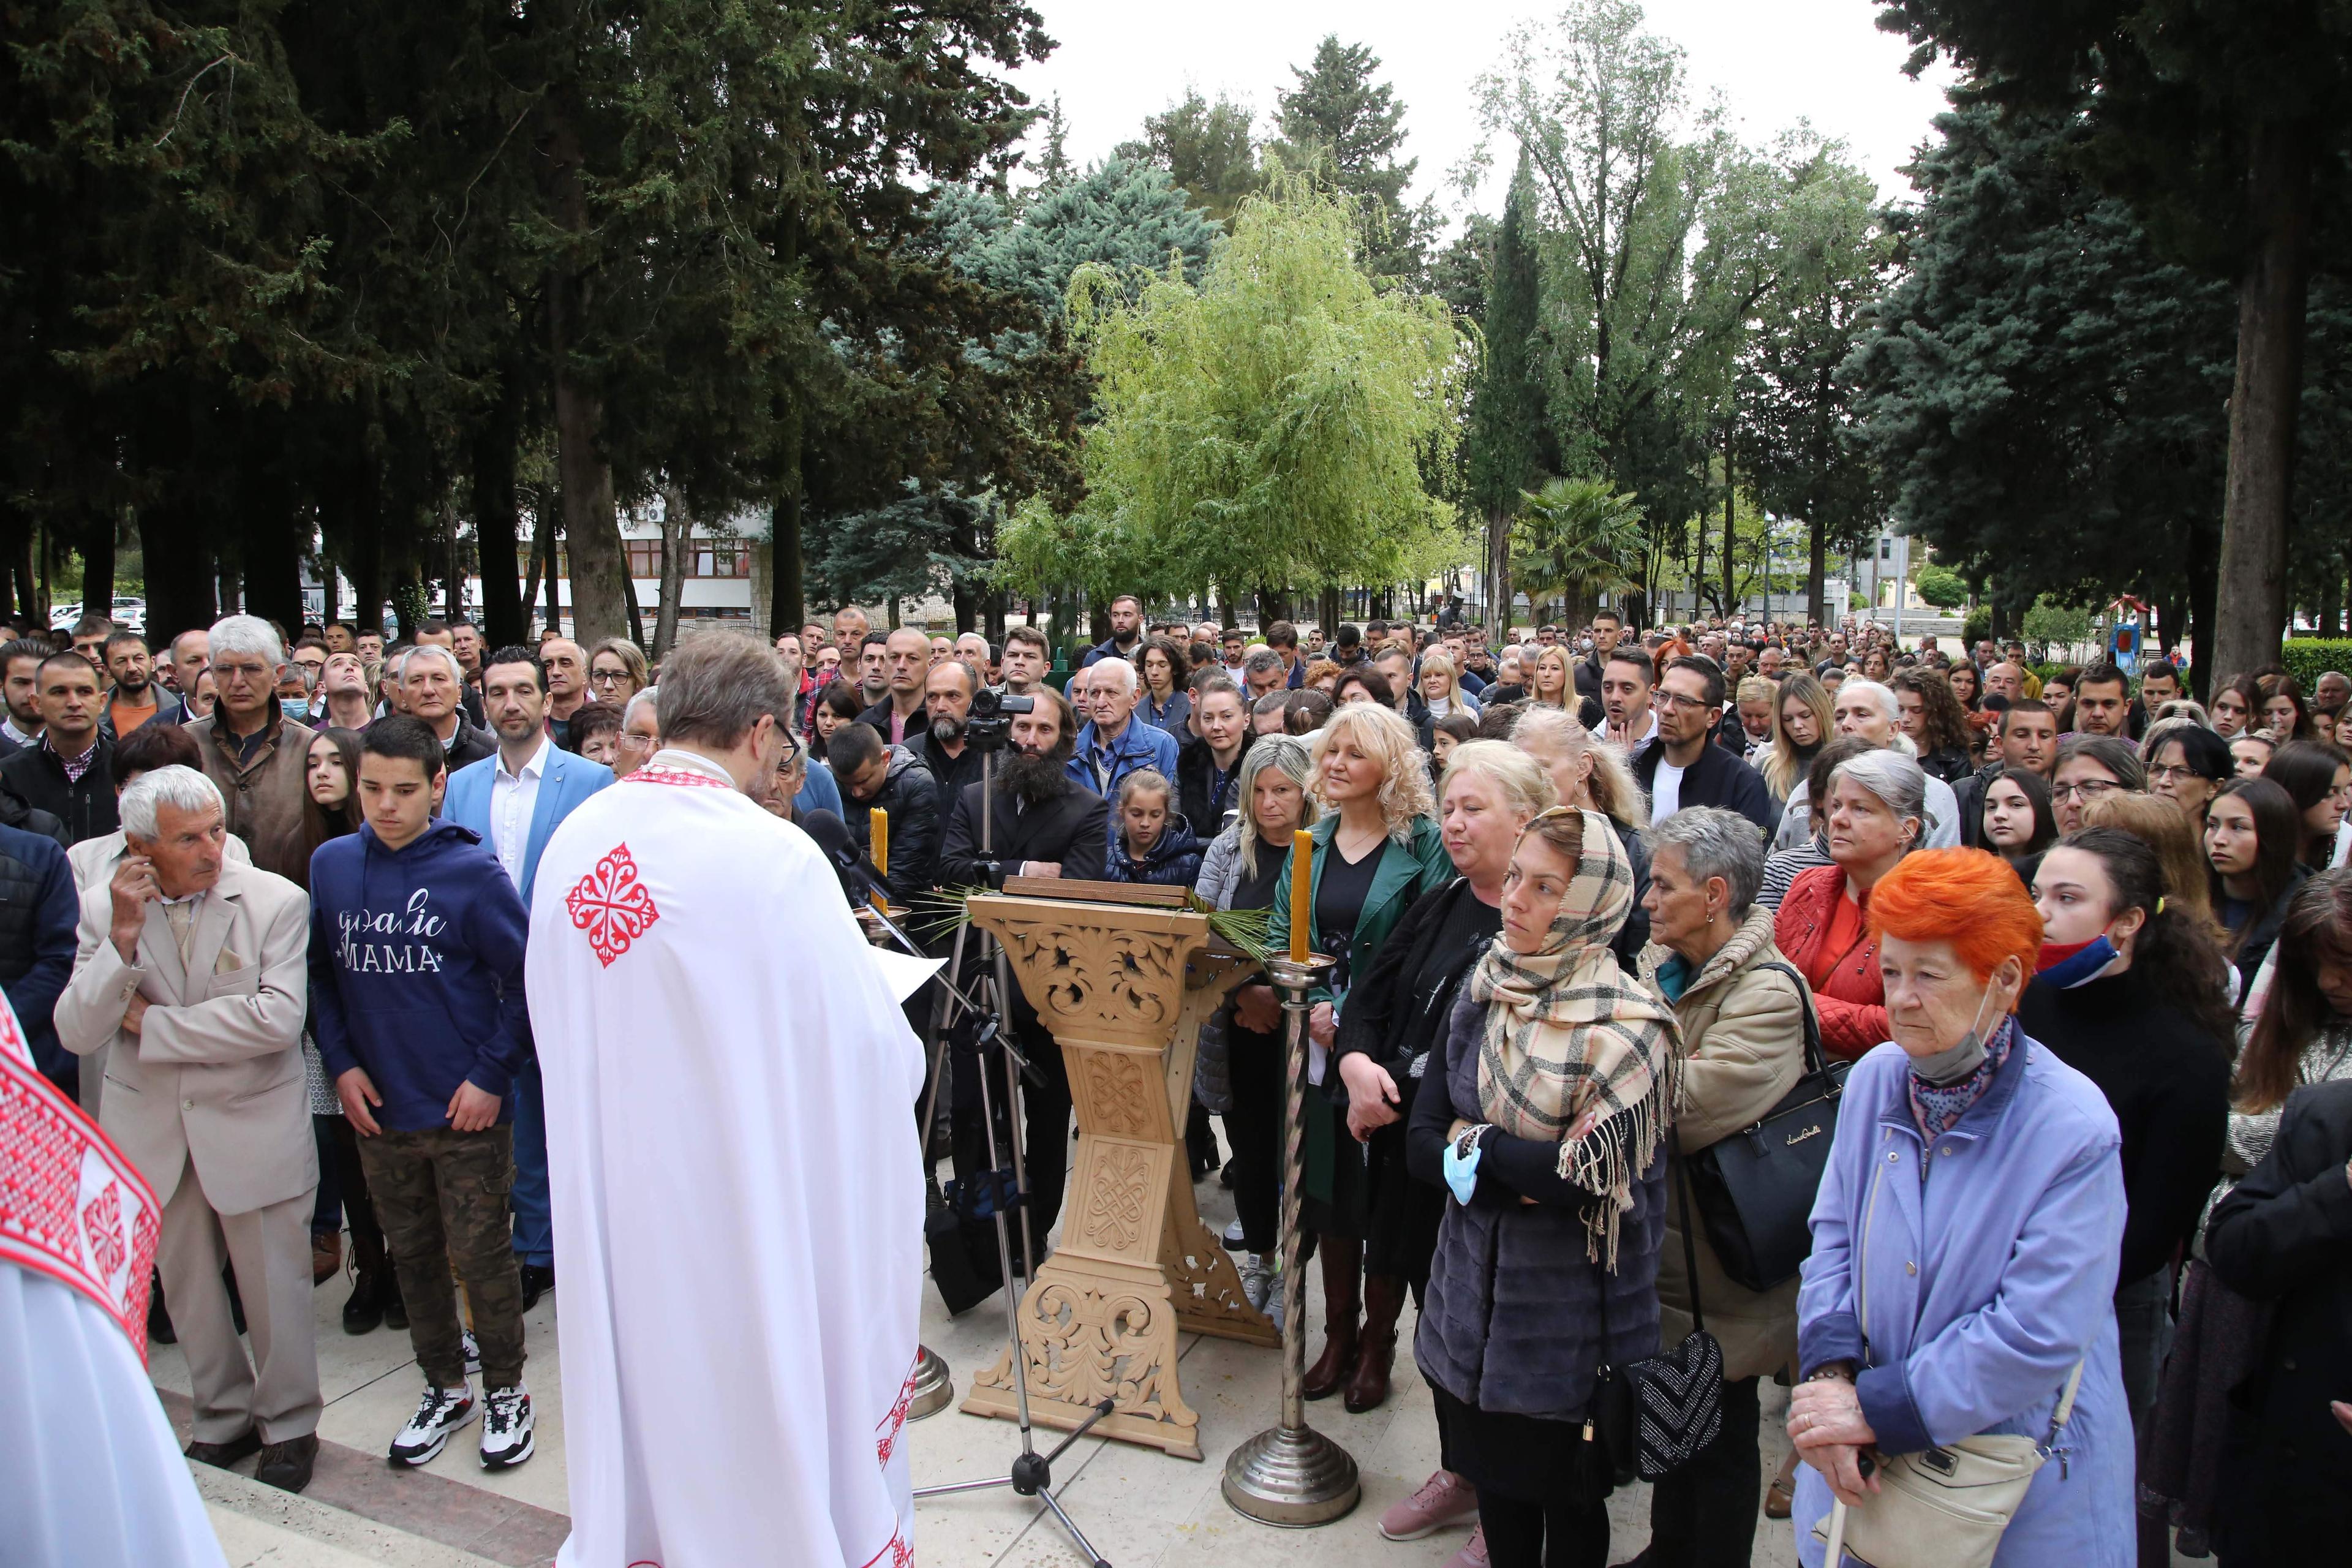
[{"xmin": 911, "ymin": 727, "xmax": 1116, "ymax": 1568}]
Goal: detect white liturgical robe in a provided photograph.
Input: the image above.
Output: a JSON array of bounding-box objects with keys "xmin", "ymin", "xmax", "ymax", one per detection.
[{"xmin": 527, "ymin": 748, "xmax": 926, "ymax": 1568}]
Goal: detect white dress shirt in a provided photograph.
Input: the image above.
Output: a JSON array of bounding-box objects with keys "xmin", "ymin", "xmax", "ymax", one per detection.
[{"xmin": 489, "ymin": 737, "xmax": 552, "ymax": 891}]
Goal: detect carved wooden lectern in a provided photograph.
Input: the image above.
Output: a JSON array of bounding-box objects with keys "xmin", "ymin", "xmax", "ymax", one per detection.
[{"xmin": 959, "ymin": 884, "xmax": 1277, "ymax": 1460}]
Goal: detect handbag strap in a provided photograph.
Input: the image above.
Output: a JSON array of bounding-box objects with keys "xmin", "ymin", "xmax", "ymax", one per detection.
[
  {"xmin": 2045, "ymin": 1360, "xmax": 2086, "ymax": 1443},
  {"xmin": 1754, "ymin": 960, "xmax": 1830, "ymax": 1080},
  {"xmin": 1669, "ymin": 1142, "xmax": 1707, "ymax": 1335}
]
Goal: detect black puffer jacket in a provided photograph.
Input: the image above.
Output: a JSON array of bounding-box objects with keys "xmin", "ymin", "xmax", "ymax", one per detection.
[
  {"xmin": 0, "ymin": 780, "xmax": 70, "ymax": 851},
  {"xmin": 0, "ymin": 733, "xmax": 116, "ymax": 845},
  {"xmin": 0, "ymin": 820, "xmax": 85, "ymax": 1094},
  {"xmin": 842, "ymin": 745, "xmax": 943, "ymax": 903}
]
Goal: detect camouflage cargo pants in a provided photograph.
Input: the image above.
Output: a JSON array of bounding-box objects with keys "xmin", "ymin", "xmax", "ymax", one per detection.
[{"xmin": 356, "ymin": 1126, "xmax": 526, "ymax": 1390}]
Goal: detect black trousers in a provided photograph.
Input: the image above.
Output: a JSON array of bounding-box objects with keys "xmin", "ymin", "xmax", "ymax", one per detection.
[
  {"xmin": 1019, "ymin": 1026, "xmax": 1074, "ymax": 1250},
  {"xmin": 1477, "ymin": 1487, "xmax": 1611, "ymax": 1568},
  {"xmin": 1221, "ymin": 1025, "xmax": 1284, "ymax": 1254},
  {"xmin": 1642, "ymin": 1374, "xmax": 1763, "ymax": 1567}
]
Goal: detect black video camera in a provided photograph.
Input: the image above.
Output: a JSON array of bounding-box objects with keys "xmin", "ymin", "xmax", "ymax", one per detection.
[{"xmin": 963, "ymin": 684, "xmax": 1033, "ymax": 750}]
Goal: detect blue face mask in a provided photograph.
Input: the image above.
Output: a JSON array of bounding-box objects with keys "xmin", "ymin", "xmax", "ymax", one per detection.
[{"xmin": 280, "ymin": 698, "xmax": 311, "ymax": 723}]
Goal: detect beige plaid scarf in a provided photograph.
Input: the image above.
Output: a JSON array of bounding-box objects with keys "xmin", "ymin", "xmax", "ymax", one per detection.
[{"xmin": 1469, "ymin": 808, "xmax": 1681, "ymax": 1268}]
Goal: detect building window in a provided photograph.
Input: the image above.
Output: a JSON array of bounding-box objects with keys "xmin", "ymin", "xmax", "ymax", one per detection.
[{"xmin": 624, "ymin": 538, "xmax": 751, "ymax": 578}]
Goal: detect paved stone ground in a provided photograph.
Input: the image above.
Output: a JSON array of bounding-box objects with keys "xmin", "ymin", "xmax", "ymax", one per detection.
[{"xmin": 164, "ymin": 1163, "xmax": 1822, "ymax": 1568}]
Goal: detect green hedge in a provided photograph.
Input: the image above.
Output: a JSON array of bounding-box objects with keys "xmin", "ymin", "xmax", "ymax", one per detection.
[{"xmin": 2280, "ymin": 639, "xmax": 2352, "ymax": 690}]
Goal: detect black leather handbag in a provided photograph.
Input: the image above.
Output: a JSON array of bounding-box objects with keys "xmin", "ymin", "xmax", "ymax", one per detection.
[
  {"xmin": 1683, "ymin": 960, "xmax": 1847, "ymax": 1294},
  {"xmin": 1588, "ymin": 1145, "xmax": 1725, "ymax": 1483}
]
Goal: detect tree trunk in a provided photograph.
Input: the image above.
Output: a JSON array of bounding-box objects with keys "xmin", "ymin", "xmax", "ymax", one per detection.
[
  {"xmin": 139, "ymin": 499, "xmax": 217, "ymax": 644},
  {"xmin": 1721, "ymin": 424, "xmax": 1738, "ymax": 617},
  {"xmin": 769, "ymin": 419, "xmax": 805, "ymax": 634},
  {"xmin": 522, "ymin": 490, "xmax": 552, "ymax": 635},
  {"xmin": 545, "ymin": 529, "xmax": 563, "ymax": 635},
  {"xmin": 541, "ymin": 113, "xmax": 628, "ymax": 649},
  {"xmin": 80, "ymin": 511, "xmax": 116, "ymax": 624},
  {"xmin": 2187, "ymin": 514, "xmax": 2222, "ymax": 699},
  {"xmin": 350, "ymin": 486, "xmax": 385, "ymax": 641},
  {"xmin": 240, "ymin": 466, "xmax": 303, "ymax": 633},
  {"xmin": 1806, "ymin": 515, "xmax": 1828, "ymax": 627},
  {"xmin": 472, "ymin": 397, "xmax": 526, "ymax": 648},
  {"xmin": 654, "ymin": 484, "xmax": 689, "ymax": 662},
  {"xmin": 2211, "ymin": 118, "xmax": 2313, "ymax": 685},
  {"xmin": 621, "ymin": 559, "xmax": 645, "ymax": 647},
  {"xmin": 0, "ymin": 505, "xmax": 32, "ymax": 624}
]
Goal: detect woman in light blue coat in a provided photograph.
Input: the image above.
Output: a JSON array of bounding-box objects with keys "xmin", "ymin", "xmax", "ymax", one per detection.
[{"xmin": 1787, "ymin": 847, "xmax": 2132, "ymax": 1567}]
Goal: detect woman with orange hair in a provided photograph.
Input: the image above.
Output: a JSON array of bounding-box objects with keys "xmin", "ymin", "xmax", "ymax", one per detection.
[{"xmin": 1784, "ymin": 847, "xmax": 2133, "ymax": 1568}]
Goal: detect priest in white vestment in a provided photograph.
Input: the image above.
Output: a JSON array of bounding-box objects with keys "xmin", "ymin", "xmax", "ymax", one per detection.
[
  {"xmin": 526, "ymin": 636, "xmax": 925, "ymax": 1568},
  {"xmin": 0, "ymin": 991, "xmax": 225, "ymax": 1568}
]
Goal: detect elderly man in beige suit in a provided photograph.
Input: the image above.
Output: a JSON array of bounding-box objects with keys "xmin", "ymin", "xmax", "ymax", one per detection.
[{"xmin": 58, "ymin": 764, "xmax": 320, "ymax": 1493}]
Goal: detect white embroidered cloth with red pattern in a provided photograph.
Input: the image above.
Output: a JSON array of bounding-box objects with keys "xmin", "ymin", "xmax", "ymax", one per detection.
[
  {"xmin": 527, "ymin": 745, "xmax": 925, "ymax": 1568},
  {"xmin": 0, "ymin": 1000, "xmax": 159, "ymax": 1359}
]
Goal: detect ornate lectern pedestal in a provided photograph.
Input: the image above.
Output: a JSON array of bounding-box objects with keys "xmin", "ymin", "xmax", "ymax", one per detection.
[{"xmin": 959, "ymin": 887, "xmax": 1276, "ymax": 1461}]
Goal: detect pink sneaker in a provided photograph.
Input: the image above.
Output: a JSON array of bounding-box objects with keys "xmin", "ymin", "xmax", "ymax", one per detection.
[
  {"xmin": 1378, "ymin": 1468, "xmax": 1479, "ymax": 1541},
  {"xmin": 1442, "ymin": 1524, "xmax": 1488, "ymax": 1568}
]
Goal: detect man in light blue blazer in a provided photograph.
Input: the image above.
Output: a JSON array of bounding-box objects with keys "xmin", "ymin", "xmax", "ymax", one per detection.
[{"xmin": 442, "ymin": 644, "xmax": 612, "ymax": 1307}]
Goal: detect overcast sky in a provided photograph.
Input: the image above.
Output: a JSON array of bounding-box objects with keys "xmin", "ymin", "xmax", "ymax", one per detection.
[{"xmin": 1006, "ymin": 1, "xmax": 1958, "ymax": 224}]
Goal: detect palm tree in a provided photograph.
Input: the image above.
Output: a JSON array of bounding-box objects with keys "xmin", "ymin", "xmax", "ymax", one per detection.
[{"xmin": 1510, "ymin": 478, "xmax": 1646, "ymax": 627}]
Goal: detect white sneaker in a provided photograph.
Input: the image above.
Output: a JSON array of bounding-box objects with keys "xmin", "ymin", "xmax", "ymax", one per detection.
[
  {"xmin": 1221, "ymin": 1218, "xmax": 1246, "ymax": 1249},
  {"xmin": 478, "ymin": 1384, "xmax": 535, "ymax": 1469},
  {"xmin": 462, "ymin": 1329, "xmax": 481, "ymax": 1374},
  {"xmin": 390, "ymin": 1384, "xmax": 476, "ymax": 1466},
  {"xmin": 1240, "ymin": 1254, "xmax": 1275, "ymax": 1312}
]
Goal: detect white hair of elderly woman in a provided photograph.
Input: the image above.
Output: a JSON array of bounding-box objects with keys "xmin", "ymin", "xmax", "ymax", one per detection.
[
  {"xmin": 121, "ymin": 765, "xmax": 226, "ymax": 842},
  {"xmin": 207, "ymin": 614, "xmax": 285, "ymax": 669},
  {"xmin": 1827, "ymin": 747, "xmax": 1928, "ymax": 828}
]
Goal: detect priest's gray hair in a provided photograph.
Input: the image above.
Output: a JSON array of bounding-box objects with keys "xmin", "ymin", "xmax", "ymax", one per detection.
[
  {"xmin": 208, "ymin": 614, "xmax": 284, "ymax": 669},
  {"xmin": 1645, "ymin": 806, "xmax": 1765, "ymax": 918},
  {"xmin": 121, "ymin": 765, "xmax": 225, "ymax": 842},
  {"xmin": 657, "ymin": 637, "xmax": 793, "ymax": 748}
]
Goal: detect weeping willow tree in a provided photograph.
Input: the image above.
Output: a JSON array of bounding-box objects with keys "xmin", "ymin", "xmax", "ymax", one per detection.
[{"xmin": 1000, "ymin": 179, "xmax": 1472, "ymax": 611}]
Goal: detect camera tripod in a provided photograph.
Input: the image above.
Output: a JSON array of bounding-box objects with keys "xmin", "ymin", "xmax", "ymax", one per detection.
[{"xmin": 910, "ymin": 722, "xmax": 1117, "ymax": 1568}]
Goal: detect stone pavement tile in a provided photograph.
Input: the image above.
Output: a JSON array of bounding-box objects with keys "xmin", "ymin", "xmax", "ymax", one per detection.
[
  {"xmin": 192, "ymin": 1460, "xmax": 505, "ymax": 1568},
  {"xmin": 164, "ymin": 1385, "xmax": 569, "ymax": 1568}
]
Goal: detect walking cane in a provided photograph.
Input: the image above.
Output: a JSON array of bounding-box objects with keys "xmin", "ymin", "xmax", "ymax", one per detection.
[{"xmin": 1821, "ymin": 1499, "xmax": 1849, "ymax": 1566}]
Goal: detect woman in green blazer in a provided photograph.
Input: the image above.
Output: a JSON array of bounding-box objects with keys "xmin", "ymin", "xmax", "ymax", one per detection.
[{"xmin": 1267, "ymin": 701, "xmax": 1453, "ymax": 1402}]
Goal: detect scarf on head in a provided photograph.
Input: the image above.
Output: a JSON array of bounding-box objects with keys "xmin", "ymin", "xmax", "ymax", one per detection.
[{"xmin": 1469, "ymin": 808, "xmax": 1682, "ymax": 1269}]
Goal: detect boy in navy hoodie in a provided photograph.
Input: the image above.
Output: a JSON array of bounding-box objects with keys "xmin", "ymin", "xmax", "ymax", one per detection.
[{"xmin": 309, "ymin": 717, "xmax": 536, "ymax": 1471}]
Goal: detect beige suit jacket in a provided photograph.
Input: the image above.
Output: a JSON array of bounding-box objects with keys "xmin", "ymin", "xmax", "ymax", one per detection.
[{"xmin": 56, "ymin": 859, "xmax": 314, "ymax": 1215}]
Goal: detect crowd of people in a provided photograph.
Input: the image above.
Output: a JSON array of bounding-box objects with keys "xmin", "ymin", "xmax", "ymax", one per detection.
[{"xmin": 10, "ymin": 595, "xmax": 2351, "ymax": 1567}]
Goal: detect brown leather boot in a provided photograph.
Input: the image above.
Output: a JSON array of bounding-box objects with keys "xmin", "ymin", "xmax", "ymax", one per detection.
[
  {"xmin": 1344, "ymin": 1272, "xmax": 1405, "ymax": 1412},
  {"xmin": 1302, "ymin": 1238, "xmax": 1362, "ymax": 1401},
  {"xmin": 311, "ymin": 1229, "xmax": 342, "ymax": 1285}
]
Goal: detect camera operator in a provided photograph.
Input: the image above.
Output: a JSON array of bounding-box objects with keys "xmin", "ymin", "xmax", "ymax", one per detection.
[
  {"xmin": 937, "ymin": 686, "xmax": 1107, "ymax": 891},
  {"xmin": 905, "ymin": 659, "xmax": 985, "ymax": 804},
  {"xmin": 936, "ymin": 684, "xmax": 1107, "ymax": 1243}
]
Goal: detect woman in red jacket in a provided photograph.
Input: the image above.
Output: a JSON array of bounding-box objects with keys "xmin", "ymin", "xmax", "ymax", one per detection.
[{"xmin": 1772, "ymin": 748, "xmax": 1926, "ymax": 1057}]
